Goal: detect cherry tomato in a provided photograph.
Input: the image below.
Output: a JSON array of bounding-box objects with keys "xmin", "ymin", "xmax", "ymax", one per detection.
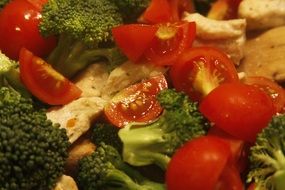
[
  {"xmin": 144, "ymin": 21, "xmax": 196, "ymax": 66},
  {"xmin": 112, "ymin": 24, "xmax": 158, "ymax": 62},
  {"xmin": 170, "ymin": 47, "xmax": 239, "ymax": 101},
  {"xmin": 166, "ymin": 136, "xmax": 231, "ymax": 190},
  {"xmin": 168, "ymin": 0, "xmax": 195, "ymax": 21},
  {"xmin": 199, "ymin": 82, "xmax": 275, "ymax": 142},
  {"xmin": 104, "ymin": 74, "xmax": 168, "ymax": 128},
  {"xmin": 0, "ymin": 0, "xmax": 57, "ymax": 60},
  {"xmin": 243, "ymin": 76, "xmax": 285, "ymax": 113},
  {"xmin": 19, "ymin": 48, "xmax": 82, "ymax": 105},
  {"xmin": 247, "ymin": 183, "xmax": 256, "ymax": 190},
  {"xmin": 215, "ymin": 166, "xmax": 244, "ymax": 190}
]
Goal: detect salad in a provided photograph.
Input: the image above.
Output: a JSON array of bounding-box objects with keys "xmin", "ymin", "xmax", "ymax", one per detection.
[{"xmin": 0, "ymin": 0, "xmax": 285, "ymax": 190}]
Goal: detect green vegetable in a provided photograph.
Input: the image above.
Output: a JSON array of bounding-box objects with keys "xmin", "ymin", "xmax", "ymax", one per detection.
[
  {"xmin": 0, "ymin": 87, "xmax": 70, "ymax": 190},
  {"xmin": 0, "ymin": 0, "xmax": 9, "ymax": 9},
  {"xmin": 118, "ymin": 89, "xmax": 210, "ymax": 170},
  {"xmin": 0, "ymin": 51, "xmax": 30, "ymax": 97},
  {"xmin": 40, "ymin": 0, "xmax": 126, "ymax": 78},
  {"xmin": 247, "ymin": 114, "xmax": 285, "ymax": 190},
  {"xmin": 77, "ymin": 143, "xmax": 165, "ymax": 190},
  {"xmin": 91, "ymin": 122, "xmax": 123, "ymax": 152}
]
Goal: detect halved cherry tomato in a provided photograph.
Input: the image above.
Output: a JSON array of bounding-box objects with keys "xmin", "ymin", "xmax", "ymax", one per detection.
[
  {"xmin": 242, "ymin": 76, "xmax": 285, "ymax": 113},
  {"xmin": 144, "ymin": 21, "xmax": 196, "ymax": 65},
  {"xmin": 166, "ymin": 136, "xmax": 232, "ymax": 190},
  {"xmin": 104, "ymin": 74, "xmax": 168, "ymax": 128},
  {"xmin": 168, "ymin": 0, "xmax": 195, "ymax": 21},
  {"xmin": 215, "ymin": 165, "xmax": 244, "ymax": 190},
  {"xmin": 0, "ymin": 0, "xmax": 57, "ymax": 60},
  {"xmin": 19, "ymin": 48, "xmax": 82, "ymax": 105},
  {"xmin": 170, "ymin": 47, "xmax": 239, "ymax": 101},
  {"xmin": 112, "ymin": 24, "xmax": 158, "ymax": 62},
  {"xmin": 199, "ymin": 82, "xmax": 275, "ymax": 142}
]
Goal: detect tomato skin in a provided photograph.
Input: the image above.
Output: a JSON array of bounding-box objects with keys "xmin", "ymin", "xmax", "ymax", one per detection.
[
  {"xmin": 170, "ymin": 47, "xmax": 239, "ymax": 101},
  {"xmin": 199, "ymin": 82, "xmax": 275, "ymax": 142},
  {"xmin": 166, "ymin": 136, "xmax": 231, "ymax": 190},
  {"xmin": 112, "ymin": 24, "xmax": 158, "ymax": 62},
  {"xmin": 104, "ymin": 74, "xmax": 168, "ymax": 128},
  {"xmin": 168, "ymin": 0, "xmax": 195, "ymax": 21},
  {"xmin": 0, "ymin": 0, "xmax": 57, "ymax": 60},
  {"xmin": 19, "ymin": 48, "xmax": 82, "ymax": 105},
  {"xmin": 215, "ymin": 165, "xmax": 244, "ymax": 190},
  {"xmin": 144, "ymin": 21, "xmax": 196, "ymax": 66},
  {"xmin": 243, "ymin": 76, "xmax": 285, "ymax": 113}
]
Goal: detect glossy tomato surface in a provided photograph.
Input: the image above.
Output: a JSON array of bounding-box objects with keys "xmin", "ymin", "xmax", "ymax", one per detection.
[
  {"xmin": 19, "ymin": 48, "xmax": 82, "ymax": 105},
  {"xmin": 0, "ymin": 0, "xmax": 56, "ymax": 60},
  {"xmin": 170, "ymin": 47, "xmax": 239, "ymax": 101},
  {"xmin": 104, "ymin": 74, "xmax": 168, "ymax": 127},
  {"xmin": 166, "ymin": 136, "xmax": 232, "ymax": 190},
  {"xmin": 199, "ymin": 82, "xmax": 275, "ymax": 142}
]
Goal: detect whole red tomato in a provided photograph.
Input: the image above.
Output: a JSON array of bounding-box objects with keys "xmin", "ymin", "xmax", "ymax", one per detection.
[{"xmin": 0, "ymin": 0, "xmax": 56, "ymax": 60}]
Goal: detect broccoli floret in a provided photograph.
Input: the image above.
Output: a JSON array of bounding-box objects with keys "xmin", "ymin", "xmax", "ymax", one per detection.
[
  {"xmin": 91, "ymin": 122, "xmax": 123, "ymax": 152},
  {"xmin": 118, "ymin": 89, "xmax": 210, "ymax": 170},
  {"xmin": 0, "ymin": 87, "xmax": 70, "ymax": 190},
  {"xmin": 77, "ymin": 143, "xmax": 165, "ymax": 190},
  {"xmin": 247, "ymin": 114, "xmax": 285, "ymax": 190},
  {"xmin": 109, "ymin": 0, "xmax": 151, "ymax": 22},
  {"xmin": 0, "ymin": 51, "xmax": 30, "ymax": 97},
  {"xmin": 39, "ymin": 0, "xmax": 126, "ymax": 78}
]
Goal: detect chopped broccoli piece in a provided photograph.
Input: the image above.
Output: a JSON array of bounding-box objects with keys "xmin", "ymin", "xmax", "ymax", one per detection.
[
  {"xmin": 118, "ymin": 89, "xmax": 210, "ymax": 170},
  {"xmin": 0, "ymin": 51, "xmax": 30, "ymax": 97},
  {"xmin": 247, "ymin": 114, "xmax": 285, "ymax": 190},
  {"xmin": 40, "ymin": 0, "xmax": 126, "ymax": 78},
  {"xmin": 77, "ymin": 143, "xmax": 165, "ymax": 190},
  {"xmin": 0, "ymin": 87, "xmax": 70, "ymax": 190},
  {"xmin": 91, "ymin": 122, "xmax": 123, "ymax": 153}
]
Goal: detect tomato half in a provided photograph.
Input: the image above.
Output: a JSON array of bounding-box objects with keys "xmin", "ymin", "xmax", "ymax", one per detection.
[
  {"xmin": 19, "ymin": 48, "xmax": 82, "ymax": 105},
  {"xmin": 0, "ymin": 0, "xmax": 57, "ymax": 60},
  {"xmin": 168, "ymin": 0, "xmax": 195, "ymax": 21},
  {"xmin": 144, "ymin": 21, "xmax": 196, "ymax": 66},
  {"xmin": 104, "ymin": 74, "xmax": 168, "ymax": 128},
  {"xmin": 166, "ymin": 136, "xmax": 231, "ymax": 190},
  {"xmin": 112, "ymin": 24, "xmax": 158, "ymax": 62},
  {"xmin": 215, "ymin": 165, "xmax": 244, "ymax": 190},
  {"xmin": 170, "ymin": 47, "xmax": 239, "ymax": 101},
  {"xmin": 243, "ymin": 76, "xmax": 285, "ymax": 113},
  {"xmin": 199, "ymin": 82, "xmax": 275, "ymax": 142}
]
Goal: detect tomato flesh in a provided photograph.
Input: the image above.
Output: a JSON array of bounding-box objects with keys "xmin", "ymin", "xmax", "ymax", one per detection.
[
  {"xmin": 0, "ymin": 0, "xmax": 57, "ymax": 60},
  {"xmin": 170, "ymin": 47, "xmax": 239, "ymax": 101},
  {"xmin": 104, "ymin": 74, "xmax": 168, "ymax": 127},
  {"xmin": 199, "ymin": 82, "xmax": 275, "ymax": 142},
  {"xmin": 19, "ymin": 48, "xmax": 82, "ymax": 105}
]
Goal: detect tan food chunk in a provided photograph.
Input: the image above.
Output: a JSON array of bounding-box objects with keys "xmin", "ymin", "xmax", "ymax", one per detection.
[
  {"xmin": 238, "ymin": 0, "xmax": 285, "ymax": 30},
  {"xmin": 238, "ymin": 26, "xmax": 285, "ymax": 82},
  {"xmin": 53, "ymin": 175, "xmax": 78, "ymax": 190},
  {"xmin": 183, "ymin": 13, "xmax": 246, "ymax": 65}
]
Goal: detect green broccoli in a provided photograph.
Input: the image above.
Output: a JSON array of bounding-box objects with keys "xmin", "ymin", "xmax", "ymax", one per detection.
[
  {"xmin": 0, "ymin": 51, "xmax": 30, "ymax": 97},
  {"xmin": 118, "ymin": 89, "xmax": 210, "ymax": 170},
  {"xmin": 91, "ymin": 122, "xmax": 123, "ymax": 152},
  {"xmin": 247, "ymin": 114, "xmax": 285, "ymax": 190},
  {"xmin": 0, "ymin": 87, "xmax": 70, "ymax": 190},
  {"xmin": 39, "ymin": 0, "xmax": 126, "ymax": 78},
  {"xmin": 109, "ymin": 0, "xmax": 151, "ymax": 22},
  {"xmin": 77, "ymin": 143, "xmax": 165, "ymax": 190}
]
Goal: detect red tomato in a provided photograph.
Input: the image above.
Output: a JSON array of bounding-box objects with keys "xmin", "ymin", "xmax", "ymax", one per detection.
[
  {"xmin": 243, "ymin": 76, "xmax": 285, "ymax": 113},
  {"xmin": 0, "ymin": 0, "xmax": 57, "ymax": 60},
  {"xmin": 215, "ymin": 166, "xmax": 244, "ymax": 190},
  {"xmin": 166, "ymin": 136, "xmax": 231, "ymax": 190},
  {"xmin": 168, "ymin": 0, "xmax": 195, "ymax": 21},
  {"xmin": 199, "ymin": 82, "xmax": 275, "ymax": 142},
  {"xmin": 144, "ymin": 21, "xmax": 196, "ymax": 65},
  {"xmin": 19, "ymin": 48, "xmax": 82, "ymax": 105},
  {"xmin": 112, "ymin": 24, "xmax": 158, "ymax": 62},
  {"xmin": 104, "ymin": 74, "xmax": 168, "ymax": 128},
  {"xmin": 247, "ymin": 183, "xmax": 256, "ymax": 190},
  {"xmin": 170, "ymin": 47, "xmax": 239, "ymax": 101}
]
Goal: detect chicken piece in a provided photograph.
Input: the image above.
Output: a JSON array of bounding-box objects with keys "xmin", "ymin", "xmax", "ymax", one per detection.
[
  {"xmin": 74, "ymin": 63, "xmax": 109, "ymax": 98},
  {"xmin": 65, "ymin": 137, "xmax": 96, "ymax": 176},
  {"xmin": 53, "ymin": 175, "xmax": 78, "ymax": 190},
  {"xmin": 238, "ymin": 26, "xmax": 285, "ymax": 82},
  {"xmin": 238, "ymin": 0, "xmax": 285, "ymax": 30},
  {"xmin": 47, "ymin": 97, "xmax": 107, "ymax": 143},
  {"xmin": 101, "ymin": 61, "xmax": 167, "ymax": 99},
  {"xmin": 183, "ymin": 13, "xmax": 246, "ymax": 65}
]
